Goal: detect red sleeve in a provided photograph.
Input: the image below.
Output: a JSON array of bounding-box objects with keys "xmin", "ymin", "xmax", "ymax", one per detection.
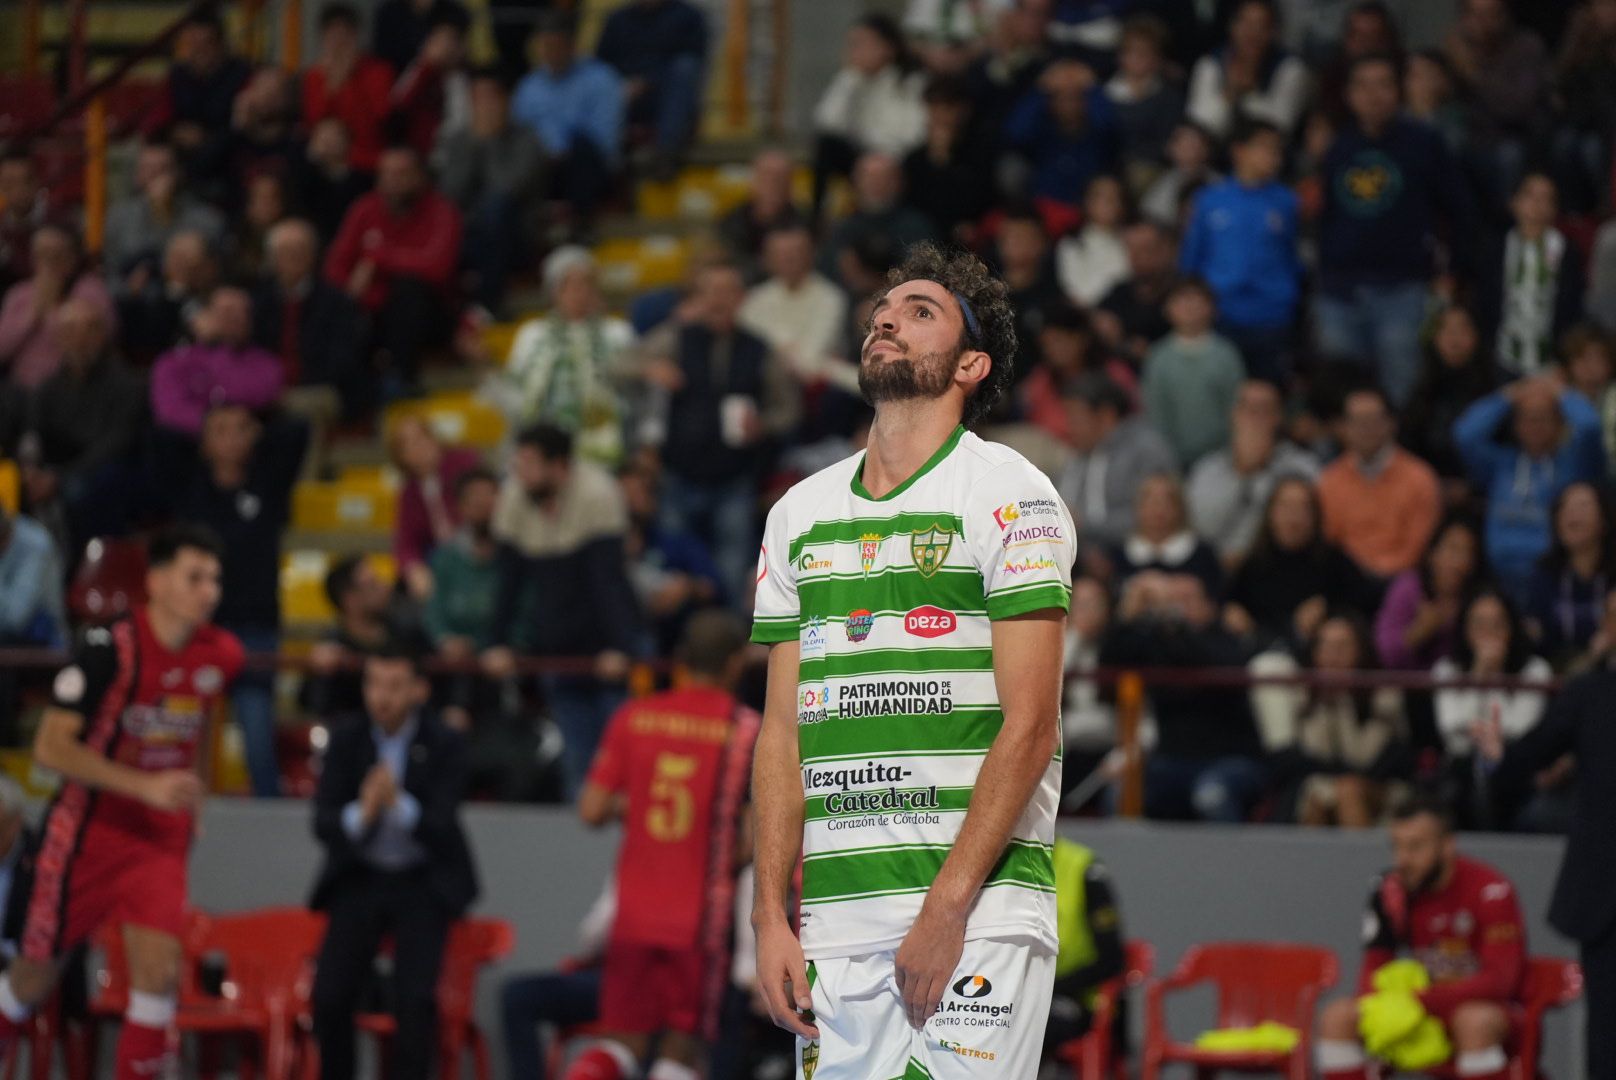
[
  {"xmin": 323, "ymin": 199, "xmax": 366, "ymax": 286},
  {"xmin": 371, "ymin": 196, "xmax": 462, "ymax": 285},
  {"xmin": 1419, "ymin": 876, "xmax": 1527, "ymax": 1017},
  {"xmin": 302, "ymin": 70, "xmax": 329, "ymax": 126},
  {"xmin": 393, "ymin": 481, "xmax": 429, "ymax": 569},
  {"xmin": 586, "ymin": 704, "xmax": 633, "ymax": 794},
  {"xmin": 220, "ymin": 630, "xmax": 247, "ymax": 683}
]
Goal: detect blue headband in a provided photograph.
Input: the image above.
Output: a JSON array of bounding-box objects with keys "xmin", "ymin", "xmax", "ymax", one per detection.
[{"xmin": 952, "ymin": 292, "xmax": 982, "ymax": 343}]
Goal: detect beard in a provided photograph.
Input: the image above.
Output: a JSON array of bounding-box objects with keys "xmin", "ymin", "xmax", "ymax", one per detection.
[{"xmin": 858, "ymin": 339, "xmax": 959, "ymax": 407}]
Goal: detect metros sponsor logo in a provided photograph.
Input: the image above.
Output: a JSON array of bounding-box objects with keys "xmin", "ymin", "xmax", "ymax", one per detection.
[
  {"xmin": 797, "ymin": 684, "xmax": 833, "ymax": 724},
  {"xmin": 797, "ymin": 550, "xmax": 832, "ymax": 572},
  {"xmin": 904, "ymin": 605, "xmax": 956, "ymax": 638},
  {"xmin": 992, "ymin": 497, "xmax": 1062, "ymax": 530},
  {"xmin": 937, "ymin": 1039, "xmax": 996, "ymax": 1061},
  {"xmin": 1000, "ymin": 524, "xmax": 1065, "ymax": 550}
]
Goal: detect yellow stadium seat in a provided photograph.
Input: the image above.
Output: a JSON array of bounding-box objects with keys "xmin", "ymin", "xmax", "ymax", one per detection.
[
  {"xmin": 0, "ymin": 459, "xmax": 17, "ymax": 515},
  {"xmin": 481, "ymin": 321, "xmax": 521, "ymax": 366},
  {"xmin": 385, "ymin": 392, "xmax": 507, "ymax": 450},
  {"xmin": 291, "ymin": 477, "xmax": 396, "ymax": 533}
]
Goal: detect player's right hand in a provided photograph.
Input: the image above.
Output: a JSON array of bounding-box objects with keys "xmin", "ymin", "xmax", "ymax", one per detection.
[
  {"xmin": 754, "ymin": 918, "xmax": 819, "ymax": 1039},
  {"xmin": 140, "ymin": 770, "xmax": 205, "ymax": 812}
]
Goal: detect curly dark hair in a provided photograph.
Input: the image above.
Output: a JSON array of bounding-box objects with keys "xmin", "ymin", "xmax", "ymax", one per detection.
[{"xmin": 880, "ymin": 242, "xmax": 1017, "ymax": 427}]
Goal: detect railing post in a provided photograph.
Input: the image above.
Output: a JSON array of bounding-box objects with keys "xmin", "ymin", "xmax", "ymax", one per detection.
[
  {"xmin": 766, "ymin": 0, "xmax": 787, "ymax": 137},
  {"xmin": 722, "ymin": 0, "xmax": 750, "ymax": 131},
  {"xmin": 1116, "ymin": 670, "xmax": 1144, "ymax": 819},
  {"xmin": 281, "ymin": 0, "xmax": 303, "ymax": 72},
  {"xmin": 22, "ymin": 0, "xmax": 42, "ymax": 79},
  {"xmin": 84, "ymin": 95, "xmax": 107, "ymax": 255},
  {"xmin": 67, "ymin": 0, "xmax": 90, "ymax": 94}
]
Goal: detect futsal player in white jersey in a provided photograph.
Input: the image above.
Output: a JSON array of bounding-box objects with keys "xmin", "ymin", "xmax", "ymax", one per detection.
[{"xmin": 750, "ymin": 243, "xmax": 1074, "ymax": 1078}]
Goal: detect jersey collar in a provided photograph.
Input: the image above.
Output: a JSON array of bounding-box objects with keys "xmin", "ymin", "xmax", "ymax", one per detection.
[{"xmin": 851, "ymin": 425, "xmax": 966, "ymax": 502}]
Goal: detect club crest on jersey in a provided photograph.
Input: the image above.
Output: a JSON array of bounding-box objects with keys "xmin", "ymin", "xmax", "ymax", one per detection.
[
  {"xmin": 801, "ymin": 1041, "xmax": 819, "ymax": 1080},
  {"xmin": 911, "ymin": 525, "xmax": 954, "ymax": 578},
  {"xmin": 859, "ymin": 533, "xmax": 881, "ymax": 576}
]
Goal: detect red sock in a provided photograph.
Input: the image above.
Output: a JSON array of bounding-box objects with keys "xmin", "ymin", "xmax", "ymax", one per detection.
[
  {"xmin": 114, "ymin": 1020, "xmax": 172, "ymax": 1080},
  {"xmin": 563, "ymin": 1045, "xmax": 633, "ymax": 1080}
]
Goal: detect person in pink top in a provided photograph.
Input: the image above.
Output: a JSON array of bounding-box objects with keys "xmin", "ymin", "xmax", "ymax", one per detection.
[
  {"xmin": 0, "ymin": 224, "xmax": 117, "ymax": 389},
  {"xmin": 149, "ymin": 285, "xmax": 284, "ymax": 436},
  {"xmin": 389, "ymin": 414, "xmax": 482, "ymax": 600}
]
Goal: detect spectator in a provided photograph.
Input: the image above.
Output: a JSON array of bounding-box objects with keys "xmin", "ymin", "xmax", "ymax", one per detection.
[
  {"xmin": 511, "ymin": 11, "xmax": 625, "ymax": 228},
  {"xmin": 816, "ymin": 152, "xmax": 938, "ymax": 281},
  {"xmin": 175, "ymin": 405, "xmax": 307, "ymax": 797},
  {"xmin": 1565, "ymin": 587, "xmax": 1616, "ymax": 677},
  {"xmin": 18, "ymin": 300, "xmax": 147, "ymax": 549},
  {"xmin": 494, "ymin": 247, "xmax": 635, "ymax": 466},
  {"xmin": 1043, "ymin": 839, "xmax": 1126, "ymax": 1060},
  {"xmin": 1139, "ymin": 120, "xmax": 1218, "ymax": 228},
  {"xmin": 388, "ymin": 8, "xmax": 472, "ymax": 161},
  {"xmin": 1178, "ymin": 119, "xmax": 1301, "ymax": 383},
  {"xmin": 252, "ymin": 218, "xmax": 369, "ymax": 422},
  {"xmin": 1021, "ymin": 303, "xmax": 1137, "ymax": 443},
  {"xmin": 994, "ymin": 208, "xmax": 1066, "ymax": 374},
  {"xmin": 480, "ymin": 425, "xmax": 640, "ymax": 799},
  {"xmin": 147, "ymin": 11, "xmax": 251, "ymax": 193},
  {"xmin": 1318, "ymin": 385, "xmax": 1442, "ymax": 581},
  {"xmin": 1434, "ymin": 588, "xmax": 1555, "ymax": 829},
  {"xmin": 1454, "ymin": 375, "xmax": 1605, "ymax": 601},
  {"xmin": 1186, "ymin": 0, "xmax": 1311, "ymax": 139},
  {"xmin": 1250, "ymin": 613, "xmax": 1408, "ymax": 826},
  {"xmin": 1056, "ymin": 371, "xmax": 1177, "ymax": 549},
  {"xmin": 1005, "ymin": 60, "xmax": 1119, "ymax": 211},
  {"xmin": 302, "ymin": 3, "xmax": 396, "ymax": 172},
  {"xmin": 1400, "ymin": 304, "xmax": 1497, "ymax": 493},
  {"xmin": 1316, "ymin": 53, "xmax": 1475, "ymax": 406},
  {"xmin": 0, "ymin": 224, "xmax": 117, "ymax": 389},
  {"xmin": 1141, "ymin": 276, "xmax": 1244, "ymax": 467},
  {"xmin": 643, "ymin": 261, "xmax": 798, "ymax": 600},
  {"xmin": 1095, "ymin": 220, "xmax": 1176, "ymax": 365},
  {"xmin": 716, "ymin": 150, "xmax": 806, "ymax": 280},
  {"xmin": 1187, "ymin": 380, "xmax": 1320, "ymax": 564},
  {"xmin": 437, "ymin": 69, "xmax": 544, "ymax": 315},
  {"xmin": 422, "ymin": 466, "xmax": 501, "ymax": 731},
  {"xmin": 1552, "ymin": 0, "xmax": 1616, "ymax": 215},
  {"xmin": 901, "ymin": 76, "xmax": 995, "ymax": 244},
  {"xmin": 1375, "ymin": 514, "xmax": 1487, "ymax": 672},
  {"xmin": 1225, "ymin": 475, "xmax": 1368, "ymax": 652},
  {"xmin": 293, "ymin": 119, "xmax": 370, "ymax": 242},
  {"xmin": 1316, "ymin": 1, "xmax": 1404, "ymax": 126},
  {"xmin": 1443, "ymin": 0, "xmax": 1549, "ymax": 151},
  {"xmin": 960, "ymin": 0, "xmax": 1051, "ymax": 138},
  {"xmin": 371, "ymin": 0, "xmax": 468, "ymax": 74},
  {"xmin": 1480, "ymin": 173, "xmax": 1584, "ymax": 378},
  {"xmin": 310, "ymin": 648, "xmax": 477, "ymax": 1080},
  {"xmin": 390, "ymin": 415, "xmax": 482, "ymax": 601},
  {"xmin": 117, "ymin": 227, "xmax": 220, "ymax": 362},
  {"xmin": 595, "ymin": 0, "xmax": 708, "ymax": 177},
  {"xmin": 229, "ymin": 171, "xmax": 290, "ymax": 281},
  {"xmin": 1101, "ymin": 571, "xmax": 1266, "ymax": 823},
  {"xmin": 1060, "ymin": 577, "xmax": 1116, "ymax": 803},
  {"xmin": 620, "ymin": 460, "xmax": 722, "ymax": 657},
  {"xmin": 810, "ymin": 15, "xmax": 926, "ymax": 220},
  {"xmin": 0, "ymin": 151, "xmax": 47, "ymax": 293},
  {"xmin": 1055, "ymin": 174, "xmax": 1131, "ymax": 308},
  {"xmin": 1113, "ymin": 473, "xmax": 1223, "ymax": 599},
  {"xmin": 324, "ymin": 145, "xmax": 463, "ymax": 395},
  {"xmin": 102, "ymin": 141, "xmax": 226, "ymax": 297},
  {"xmin": 1401, "ymin": 47, "xmax": 1468, "ymax": 152},
  {"xmin": 0, "ymin": 503, "xmax": 66, "ymax": 649},
  {"xmin": 228, "ymin": 68, "xmax": 304, "ymax": 187},
  {"xmin": 739, "ymin": 224, "xmax": 851, "ymax": 394},
  {"xmin": 150, "ymin": 285, "xmax": 284, "ymax": 438},
  {"xmin": 1104, "ymin": 15, "xmax": 1184, "ymax": 178},
  {"xmin": 304, "ymin": 554, "xmax": 431, "ymax": 719},
  {"xmin": 1525, "ymin": 482, "xmax": 1615, "ymax": 669},
  {"xmin": 1559, "ymin": 323, "xmax": 1616, "ymax": 475}
]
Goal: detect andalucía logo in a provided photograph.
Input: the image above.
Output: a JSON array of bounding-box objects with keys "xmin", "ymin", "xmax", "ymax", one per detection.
[
  {"xmin": 845, "ymin": 609, "xmax": 875, "ymax": 642},
  {"xmin": 859, "ymin": 532, "xmax": 881, "ymax": 576}
]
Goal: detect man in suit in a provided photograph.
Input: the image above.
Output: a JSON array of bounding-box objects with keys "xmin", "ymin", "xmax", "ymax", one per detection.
[
  {"xmin": 310, "ymin": 646, "xmax": 478, "ymax": 1080},
  {"xmin": 1478, "ymin": 661, "xmax": 1616, "ymax": 1079},
  {"xmin": 253, "ymin": 218, "xmax": 368, "ymax": 419}
]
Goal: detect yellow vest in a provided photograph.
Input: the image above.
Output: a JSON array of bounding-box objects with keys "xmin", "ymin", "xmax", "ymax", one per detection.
[{"xmin": 1054, "ymin": 839, "xmax": 1099, "ymax": 981}]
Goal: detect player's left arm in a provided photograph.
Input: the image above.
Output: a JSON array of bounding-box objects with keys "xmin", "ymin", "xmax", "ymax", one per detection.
[
  {"xmin": 1418, "ymin": 877, "xmax": 1528, "ymax": 1016},
  {"xmin": 577, "ymin": 701, "xmax": 630, "ymax": 827}
]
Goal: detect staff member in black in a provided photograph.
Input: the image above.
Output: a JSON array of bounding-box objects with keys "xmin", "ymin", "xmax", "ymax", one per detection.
[
  {"xmin": 1475, "ymin": 659, "xmax": 1614, "ymax": 1079},
  {"xmin": 310, "ymin": 646, "xmax": 479, "ymax": 1080}
]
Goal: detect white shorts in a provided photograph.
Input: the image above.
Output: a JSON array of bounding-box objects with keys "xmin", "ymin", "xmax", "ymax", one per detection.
[{"xmin": 797, "ymin": 938, "xmax": 1054, "ymax": 1079}]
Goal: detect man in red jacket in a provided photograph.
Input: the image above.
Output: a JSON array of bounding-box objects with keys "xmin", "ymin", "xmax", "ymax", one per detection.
[
  {"xmin": 325, "ymin": 144, "xmax": 463, "ymax": 393},
  {"xmin": 1316, "ymin": 794, "xmax": 1527, "ymax": 1080}
]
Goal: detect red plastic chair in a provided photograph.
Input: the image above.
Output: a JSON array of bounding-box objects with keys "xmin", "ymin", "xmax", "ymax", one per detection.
[
  {"xmin": 0, "ymin": 995, "xmax": 92, "ymax": 1080},
  {"xmin": 179, "ymin": 908, "xmax": 329, "ymax": 1080},
  {"xmin": 1142, "ymin": 942, "xmax": 1338, "ymax": 1080},
  {"xmin": 299, "ymin": 917, "xmax": 515, "ymax": 1080},
  {"xmin": 1422, "ymin": 957, "xmax": 1583, "ymax": 1080},
  {"xmin": 1057, "ymin": 940, "xmax": 1156, "ymax": 1080},
  {"xmin": 68, "ymin": 537, "xmax": 148, "ymax": 624}
]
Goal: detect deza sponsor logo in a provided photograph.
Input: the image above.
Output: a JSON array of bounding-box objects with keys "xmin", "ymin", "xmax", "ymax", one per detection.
[{"xmin": 904, "ymin": 605, "xmax": 956, "ymax": 638}]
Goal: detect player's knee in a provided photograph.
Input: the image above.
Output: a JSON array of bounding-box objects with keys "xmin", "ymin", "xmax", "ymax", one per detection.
[
  {"xmin": 1448, "ymin": 1002, "xmax": 1508, "ymax": 1050},
  {"xmin": 1317, "ymin": 997, "xmax": 1361, "ymax": 1041}
]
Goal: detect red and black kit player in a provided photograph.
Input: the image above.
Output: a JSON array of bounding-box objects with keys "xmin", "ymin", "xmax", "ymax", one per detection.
[
  {"xmin": 563, "ymin": 611, "xmax": 761, "ymax": 1080},
  {"xmin": 0, "ymin": 524, "xmax": 243, "ymax": 1078},
  {"xmin": 1317, "ymin": 794, "xmax": 1527, "ymax": 1080}
]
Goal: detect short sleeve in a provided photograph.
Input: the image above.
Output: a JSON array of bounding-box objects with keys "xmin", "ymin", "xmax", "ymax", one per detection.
[
  {"xmin": 750, "ymin": 496, "xmax": 800, "ymax": 644},
  {"xmin": 585, "ymin": 703, "xmax": 632, "ymax": 793},
  {"xmin": 51, "ymin": 625, "xmax": 122, "ymax": 719},
  {"xmin": 966, "ymin": 462, "xmax": 1075, "ymax": 620}
]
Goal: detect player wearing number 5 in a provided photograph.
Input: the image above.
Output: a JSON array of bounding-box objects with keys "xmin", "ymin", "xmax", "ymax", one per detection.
[
  {"xmin": 566, "ymin": 611, "xmax": 761, "ymax": 1080},
  {"xmin": 309, "ymin": 646, "xmax": 479, "ymax": 1080}
]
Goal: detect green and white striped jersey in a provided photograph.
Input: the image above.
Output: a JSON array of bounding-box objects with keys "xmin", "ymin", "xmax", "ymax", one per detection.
[{"xmin": 751, "ymin": 426, "xmax": 1074, "ymax": 960}]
